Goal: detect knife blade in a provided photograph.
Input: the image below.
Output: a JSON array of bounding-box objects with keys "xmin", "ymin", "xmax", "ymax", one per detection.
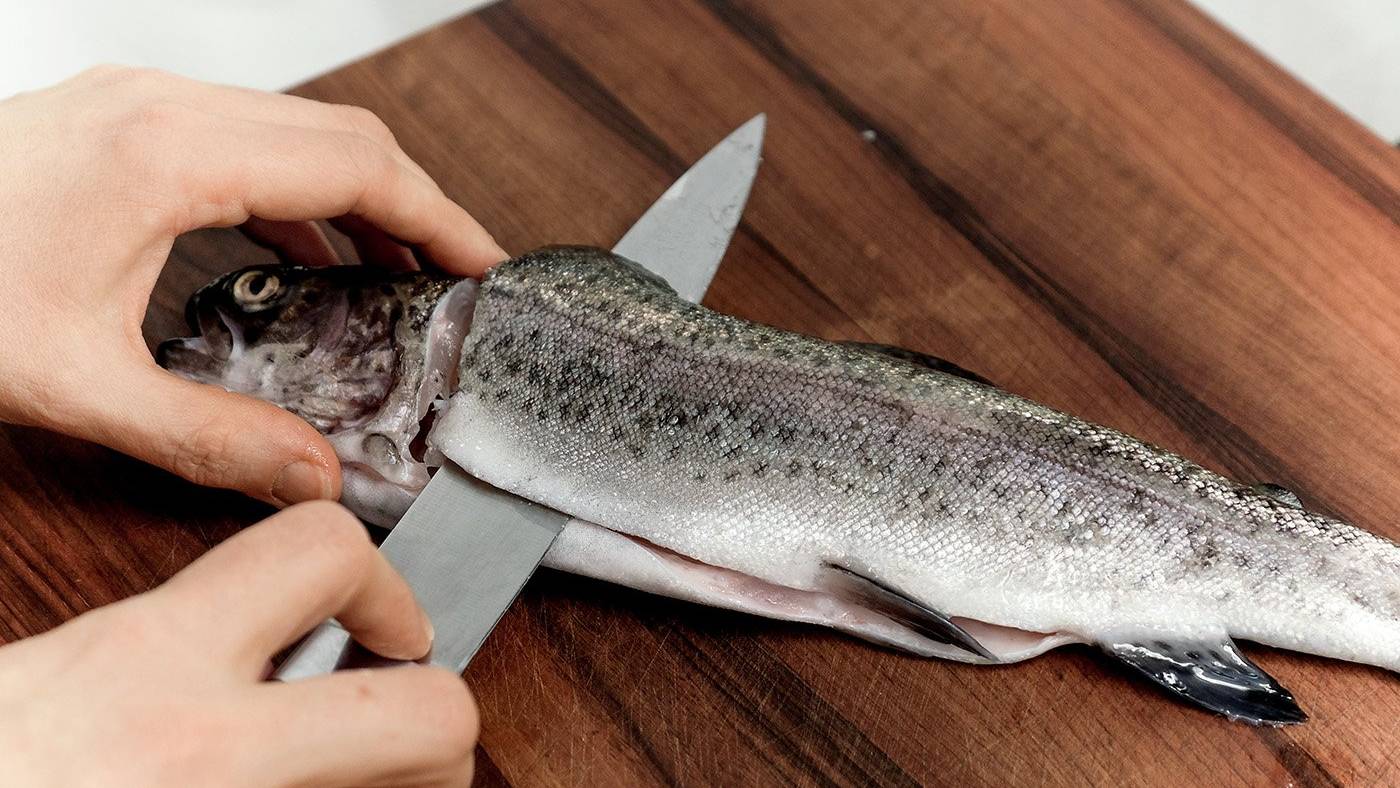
[
  {"xmin": 614, "ymin": 113, "xmax": 764, "ymax": 301},
  {"xmin": 274, "ymin": 114, "xmax": 766, "ymax": 679}
]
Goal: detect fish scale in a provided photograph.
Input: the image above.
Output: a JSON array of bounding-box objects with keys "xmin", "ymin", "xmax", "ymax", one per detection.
[
  {"xmin": 162, "ymin": 244, "xmax": 1400, "ymax": 725},
  {"xmin": 427, "ymin": 246, "xmax": 1400, "ymax": 724}
]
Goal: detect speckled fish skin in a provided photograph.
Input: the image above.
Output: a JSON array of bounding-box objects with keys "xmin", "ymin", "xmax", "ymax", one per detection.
[
  {"xmin": 431, "ymin": 247, "xmax": 1400, "ymax": 682},
  {"xmin": 162, "ymin": 247, "xmax": 1398, "ymax": 723}
]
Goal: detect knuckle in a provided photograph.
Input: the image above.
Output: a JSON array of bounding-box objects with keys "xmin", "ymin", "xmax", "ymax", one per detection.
[
  {"xmin": 165, "ymin": 418, "xmax": 238, "ymax": 488},
  {"xmin": 83, "ymin": 65, "xmax": 180, "ymax": 100},
  {"xmin": 371, "ymin": 149, "xmax": 404, "ymax": 197},
  {"xmin": 349, "ymin": 136, "xmax": 401, "ymax": 194},
  {"xmin": 103, "ymin": 99, "xmax": 195, "ymax": 185},
  {"xmin": 288, "ymin": 502, "xmax": 371, "ymax": 573},
  {"xmin": 114, "ymin": 99, "xmax": 193, "ymax": 140},
  {"xmin": 113, "ymin": 65, "xmax": 164, "ymax": 84},
  {"xmin": 79, "ymin": 63, "xmax": 160, "ymax": 86},
  {"xmin": 76, "ymin": 63, "xmax": 127, "ymax": 83},
  {"xmin": 340, "ymin": 104, "xmax": 396, "ymax": 144}
]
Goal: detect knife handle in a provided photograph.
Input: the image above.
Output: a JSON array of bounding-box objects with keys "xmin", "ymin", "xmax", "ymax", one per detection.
[{"xmin": 272, "ymin": 619, "xmax": 420, "ymax": 680}]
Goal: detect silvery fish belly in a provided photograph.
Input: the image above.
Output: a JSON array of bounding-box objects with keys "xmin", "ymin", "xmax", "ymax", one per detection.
[{"xmin": 162, "ymin": 247, "xmax": 1400, "ymax": 725}]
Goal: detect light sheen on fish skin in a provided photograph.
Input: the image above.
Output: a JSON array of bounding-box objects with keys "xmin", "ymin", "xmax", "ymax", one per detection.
[{"xmin": 431, "ymin": 246, "xmax": 1400, "ymax": 673}]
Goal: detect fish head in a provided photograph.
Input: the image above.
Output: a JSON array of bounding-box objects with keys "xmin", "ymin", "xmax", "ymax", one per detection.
[
  {"xmin": 159, "ymin": 264, "xmax": 478, "ymax": 524},
  {"xmin": 158, "ymin": 264, "xmax": 405, "ymax": 431}
]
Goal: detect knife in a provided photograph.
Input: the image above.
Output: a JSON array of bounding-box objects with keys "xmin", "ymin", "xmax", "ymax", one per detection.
[{"xmin": 274, "ymin": 114, "xmax": 765, "ymax": 679}]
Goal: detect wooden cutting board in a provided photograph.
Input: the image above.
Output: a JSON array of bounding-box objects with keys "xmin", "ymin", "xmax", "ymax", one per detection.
[{"xmin": 5, "ymin": 0, "xmax": 1399, "ymax": 784}]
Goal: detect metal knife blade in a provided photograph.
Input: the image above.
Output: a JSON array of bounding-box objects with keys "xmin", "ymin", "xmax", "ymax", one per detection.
[
  {"xmin": 614, "ymin": 113, "xmax": 764, "ymax": 301},
  {"xmin": 274, "ymin": 115, "xmax": 766, "ymax": 679}
]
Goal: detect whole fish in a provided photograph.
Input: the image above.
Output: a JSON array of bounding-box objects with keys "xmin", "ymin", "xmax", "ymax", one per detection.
[{"xmin": 160, "ymin": 246, "xmax": 1400, "ymax": 725}]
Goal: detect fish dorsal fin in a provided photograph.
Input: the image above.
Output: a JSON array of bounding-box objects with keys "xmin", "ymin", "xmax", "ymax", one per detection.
[
  {"xmin": 825, "ymin": 564, "xmax": 994, "ymax": 659},
  {"xmin": 841, "ymin": 341, "xmax": 996, "ymax": 387},
  {"xmin": 1252, "ymin": 483, "xmax": 1303, "ymax": 509},
  {"xmin": 1102, "ymin": 637, "xmax": 1306, "ymax": 725}
]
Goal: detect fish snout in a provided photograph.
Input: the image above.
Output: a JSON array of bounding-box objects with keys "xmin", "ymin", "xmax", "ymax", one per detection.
[{"xmin": 155, "ymin": 336, "xmax": 224, "ymax": 381}]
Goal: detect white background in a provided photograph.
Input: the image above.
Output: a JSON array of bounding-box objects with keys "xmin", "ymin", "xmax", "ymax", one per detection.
[
  {"xmin": 1192, "ymin": 0, "xmax": 1400, "ymax": 141},
  {"xmin": 0, "ymin": 1, "xmax": 493, "ymax": 96},
  {"xmin": 0, "ymin": 1, "xmax": 1395, "ymax": 142}
]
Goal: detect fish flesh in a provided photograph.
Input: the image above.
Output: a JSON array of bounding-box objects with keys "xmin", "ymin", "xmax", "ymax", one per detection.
[{"xmin": 160, "ymin": 246, "xmax": 1400, "ymax": 725}]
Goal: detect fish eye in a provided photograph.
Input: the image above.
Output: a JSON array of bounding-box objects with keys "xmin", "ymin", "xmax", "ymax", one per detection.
[{"xmin": 232, "ymin": 271, "xmax": 281, "ymax": 308}]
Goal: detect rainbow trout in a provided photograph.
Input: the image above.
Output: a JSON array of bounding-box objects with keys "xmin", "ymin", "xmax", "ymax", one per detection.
[{"xmin": 161, "ymin": 246, "xmax": 1400, "ymax": 725}]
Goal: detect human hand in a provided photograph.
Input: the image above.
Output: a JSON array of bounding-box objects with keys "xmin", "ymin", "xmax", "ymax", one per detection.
[
  {"xmin": 0, "ymin": 501, "xmax": 478, "ymax": 786},
  {"xmin": 0, "ymin": 66, "xmax": 508, "ymax": 506}
]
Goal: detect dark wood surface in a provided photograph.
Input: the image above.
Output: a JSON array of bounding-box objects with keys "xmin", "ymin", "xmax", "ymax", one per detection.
[{"xmin": 5, "ymin": 0, "xmax": 1400, "ymax": 784}]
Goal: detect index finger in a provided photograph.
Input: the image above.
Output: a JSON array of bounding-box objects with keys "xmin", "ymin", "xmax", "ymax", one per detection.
[
  {"xmin": 161, "ymin": 113, "xmax": 507, "ymax": 276},
  {"xmin": 153, "ymin": 501, "xmax": 432, "ymax": 676}
]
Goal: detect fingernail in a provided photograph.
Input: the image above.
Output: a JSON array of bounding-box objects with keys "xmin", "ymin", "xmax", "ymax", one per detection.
[{"xmin": 271, "ymin": 460, "xmax": 331, "ymax": 506}]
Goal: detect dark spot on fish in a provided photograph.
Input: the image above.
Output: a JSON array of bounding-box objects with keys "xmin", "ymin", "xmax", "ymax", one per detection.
[{"xmin": 1198, "ymin": 541, "xmax": 1220, "ymax": 565}]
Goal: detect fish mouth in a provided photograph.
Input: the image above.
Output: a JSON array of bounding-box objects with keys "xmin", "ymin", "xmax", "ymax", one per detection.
[
  {"xmin": 155, "ymin": 298, "xmax": 240, "ymax": 383},
  {"xmin": 155, "ymin": 335, "xmax": 225, "ymax": 384}
]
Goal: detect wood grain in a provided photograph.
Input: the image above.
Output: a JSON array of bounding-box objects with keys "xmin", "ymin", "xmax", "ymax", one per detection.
[{"xmin": 6, "ymin": 0, "xmax": 1400, "ymax": 784}]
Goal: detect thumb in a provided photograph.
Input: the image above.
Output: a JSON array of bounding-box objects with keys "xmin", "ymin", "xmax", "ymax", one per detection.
[{"xmin": 82, "ymin": 364, "xmax": 342, "ymax": 506}]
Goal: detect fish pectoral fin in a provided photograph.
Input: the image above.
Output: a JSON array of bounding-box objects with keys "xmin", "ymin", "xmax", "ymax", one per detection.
[
  {"xmin": 1102, "ymin": 637, "xmax": 1306, "ymax": 726},
  {"xmin": 824, "ymin": 564, "xmax": 994, "ymax": 660},
  {"xmin": 1251, "ymin": 482, "xmax": 1304, "ymax": 509},
  {"xmin": 839, "ymin": 341, "xmax": 996, "ymax": 387}
]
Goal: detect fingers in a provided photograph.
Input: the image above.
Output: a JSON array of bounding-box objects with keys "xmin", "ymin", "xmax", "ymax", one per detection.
[
  {"xmin": 112, "ymin": 82, "xmax": 508, "ymax": 276},
  {"xmin": 91, "ymin": 67, "xmax": 509, "ymax": 274},
  {"xmin": 246, "ymin": 667, "xmax": 477, "ymax": 787},
  {"xmin": 330, "ymin": 215, "xmax": 419, "ymax": 272},
  {"xmin": 155, "ymin": 501, "xmax": 432, "ymax": 673},
  {"xmin": 149, "ymin": 502, "xmax": 466, "ymax": 786},
  {"xmin": 71, "ymin": 363, "xmax": 340, "ymax": 506},
  {"xmin": 240, "ymin": 218, "xmax": 341, "ymax": 268},
  {"xmin": 176, "ymin": 117, "xmax": 504, "ymax": 276},
  {"xmin": 123, "ymin": 69, "xmax": 438, "ymax": 185}
]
